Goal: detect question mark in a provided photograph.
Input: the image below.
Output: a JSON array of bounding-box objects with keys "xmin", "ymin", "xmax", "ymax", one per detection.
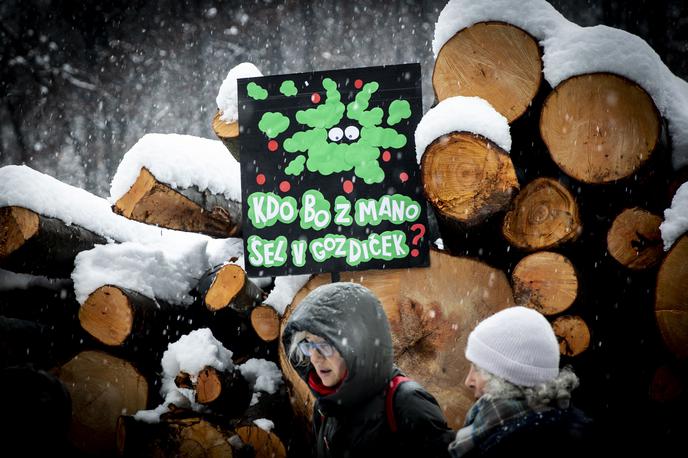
[{"xmin": 410, "ymin": 223, "xmax": 426, "ymax": 257}]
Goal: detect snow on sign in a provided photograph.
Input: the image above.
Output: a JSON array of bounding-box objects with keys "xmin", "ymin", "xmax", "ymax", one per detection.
[{"xmin": 238, "ymin": 64, "xmax": 428, "ymax": 277}]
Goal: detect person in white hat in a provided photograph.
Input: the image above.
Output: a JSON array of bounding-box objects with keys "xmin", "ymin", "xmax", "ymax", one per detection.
[{"xmin": 449, "ymin": 306, "xmax": 594, "ymax": 457}]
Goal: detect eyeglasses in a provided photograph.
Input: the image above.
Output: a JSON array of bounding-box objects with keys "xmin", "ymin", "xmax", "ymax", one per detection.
[{"xmin": 298, "ymin": 341, "xmax": 335, "ymax": 358}]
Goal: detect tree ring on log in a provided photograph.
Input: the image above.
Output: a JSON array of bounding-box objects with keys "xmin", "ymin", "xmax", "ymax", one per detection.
[
  {"xmin": 512, "ymin": 251, "xmax": 578, "ymax": 315},
  {"xmin": 433, "ymin": 21, "xmax": 542, "ymax": 123},
  {"xmin": 79, "ymin": 285, "xmax": 134, "ymax": 346},
  {"xmin": 540, "ymin": 72, "xmax": 660, "ymax": 184},
  {"xmin": 421, "ymin": 132, "xmax": 519, "ymax": 227},
  {"xmin": 607, "ymin": 207, "xmax": 663, "ymax": 270},
  {"xmin": 502, "ymin": 177, "xmax": 581, "ymax": 251}
]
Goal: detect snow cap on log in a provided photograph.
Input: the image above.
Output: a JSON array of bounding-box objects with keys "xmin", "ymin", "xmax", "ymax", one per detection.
[
  {"xmin": 0, "ymin": 165, "xmax": 212, "ymax": 245},
  {"xmin": 660, "ymin": 181, "xmax": 688, "ymax": 251},
  {"xmin": 432, "ymin": 0, "xmax": 566, "ymax": 57},
  {"xmin": 415, "ymin": 96, "xmax": 511, "ymax": 164},
  {"xmin": 110, "ymin": 133, "xmax": 241, "ymax": 205},
  {"xmin": 216, "ymin": 62, "xmax": 262, "ymax": 123},
  {"xmin": 72, "ymin": 238, "xmax": 243, "ymax": 305},
  {"xmin": 543, "ymin": 24, "xmax": 688, "ymax": 170},
  {"xmin": 263, "ymin": 274, "xmax": 312, "ymax": 316},
  {"xmin": 433, "ymin": 0, "xmax": 688, "ymax": 169}
]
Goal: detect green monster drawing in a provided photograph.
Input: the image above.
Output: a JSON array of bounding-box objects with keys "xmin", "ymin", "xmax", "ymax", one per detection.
[{"xmin": 255, "ymin": 78, "xmax": 412, "ymax": 185}]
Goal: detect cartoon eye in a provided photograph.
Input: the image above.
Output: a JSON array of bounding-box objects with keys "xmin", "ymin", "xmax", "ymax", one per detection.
[
  {"xmin": 328, "ymin": 127, "xmax": 344, "ymax": 142},
  {"xmin": 344, "ymin": 126, "xmax": 360, "ymax": 140}
]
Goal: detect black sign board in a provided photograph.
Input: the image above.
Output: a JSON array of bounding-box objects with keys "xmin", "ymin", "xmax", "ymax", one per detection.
[{"xmin": 238, "ymin": 63, "xmax": 428, "ymax": 277}]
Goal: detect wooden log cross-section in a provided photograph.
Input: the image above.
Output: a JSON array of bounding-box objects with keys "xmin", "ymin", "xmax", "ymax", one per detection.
[
  {"xmin": 421, "ymin": 132, "xmax": 519, "ymax": 229},
  {"xmin": 0, "ymin": 206, "xmax": 106, "ymax": 278},
  {"xmin": 191, "ymin": 366, "xmax": 252, "ymax": 418},
  {"xmin": 198, "ymin": 263, "xmax": 280, "ymax": 343},
  {"xmin": 433, "ymin": 22, "xmax": 543, "ymax": 123},
  {"xmin": 512, "ymin": 251, "xmax": 578, "ymax": 316},
  {"xmin": 655, "ymin": 234, "xmax": 688, "ymax": 360},
  {"xmin": 78, "ymin": 285, "xmax": 182, "ymax": 356},
  {"xmin": 607, "ymin": 207, "xmax": 664, "ymax": 270},
  {"xmin": 57, "ymin": 350, "xmax": 149, "ymax": 456},
  {"xmin": 502, "ymin": 177, "xmax": 582, "ymax": 251},
  {"xmin": 552, "ymin": 315, "xmax": 591, "ymax": 357},
  {"xmin": 113, "ymin": 167, "xmax": 241, "ymax": 238},
  {"xmin": 279, "ymin": 249, "xmax": 515, "ymax": 429},
  {"xmin": 540, "ymin": 73, "xmax": 661, "ymax": 184}
]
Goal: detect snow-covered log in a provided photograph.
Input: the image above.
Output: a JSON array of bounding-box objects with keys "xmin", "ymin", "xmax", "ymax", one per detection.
[
  {"xmin": 212, "ymin": 110, "xmax": 240, "ymax": 162},
  {"xmin": 0, "ymin": 206, "xmax": 106, "ymax": 278}
]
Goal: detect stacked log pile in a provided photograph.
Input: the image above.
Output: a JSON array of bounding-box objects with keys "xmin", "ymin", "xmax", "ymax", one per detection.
[{"xmin": 425, "ymin": 6, "xmax": 687, "ymax": 448}]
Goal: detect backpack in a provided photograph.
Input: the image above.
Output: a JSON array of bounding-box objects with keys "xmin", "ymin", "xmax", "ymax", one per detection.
[{"xmin": 385, "ymin": 375, "xmax": 412, "ymax": 433}]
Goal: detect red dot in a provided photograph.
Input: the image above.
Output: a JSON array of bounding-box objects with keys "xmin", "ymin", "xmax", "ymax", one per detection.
[
  {"xmin": 267, "ymin": 140, "xmax": 278, "ymax": 151},
  {"xmin": 311, "ymin": 93, "xmax": 321, "ymax": 104},
  {"xmin": 343, "ymin": 180, "xmax": 354, "ymax": 194},
  {"xmin": 400, "ymin": 172, "xmax": 409, "ymax": 183},
  {"xmin": 411, "ymin": 248, "xmax": 420, "ymax": 257},
  {"xmin": 256, "ymin": 174, "xmax": 266, "ymax": 185},
  {"xmin": 382, "ymin": 150, "xmax": 391, "ymax": 162},
  {"xmin": 279, "ymin": 181, "xmax": 291, "ymax": 193},
  {"xmin": 354, "ymin": 79, "xmax": 363, "ymax": 89}
]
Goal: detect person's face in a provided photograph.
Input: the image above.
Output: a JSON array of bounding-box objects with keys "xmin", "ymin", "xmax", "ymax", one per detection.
[
  {"xmin": 303, "ymin": 332, "xmax": 347, "ymax": 387},
  {"xmin": 465, "ymin": 363, "xmax": 488, "ymax": 399}
]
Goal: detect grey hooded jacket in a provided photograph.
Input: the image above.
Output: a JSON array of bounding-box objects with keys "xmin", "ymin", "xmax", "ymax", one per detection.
[{"xmin": 283, "ymin": 282, "xmax": 454, "ymax": 458}]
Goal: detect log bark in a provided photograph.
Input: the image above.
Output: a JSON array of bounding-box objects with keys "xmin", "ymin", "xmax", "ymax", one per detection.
[
  {"xmin": 502, "ymin": 177, "xmax": 582, "ymax": 251},
  {"xmin": 552, "ymin": 315, "xmax": 591, "ymax": 357},
  {"xmin": 421, "ymin": 132, "xmax": 519, "ymax": 227},
  {"xmin": 512, "ymin": 251, "xmax": 578, "ymax": 316},
  {"xmin": 113, "ymin": 167, "xmax": 241, "ymax": 238},
  {"xmin": 279, "ymin": 249, "xmax": 515, "ymax": 429},
  {"xmin": 57, "ymin": 349, "xmax": 149, "ymax": 456},
  {"xmin": 655, "ymin": 234, "xmax": 688, "ymax": 359},
  {"xmin": 433, "ymin": 21, "xmax": 543, "ymax": 123},
  {"xmin": 540, "ymin": 73, "xmax": 661, "ymax": 184},
  {"xmin": 78, "ymin": 285, "xmax": 183, "ymax": 354},
  {"xmin": 607, "ymin": 207, "xmax": 663, "ymax": 270},
  {"xmin": 0, "ymin": 206, "xmax": 106, "ymax": 277},
  {"xmin": 212, "ymin": 109, "xmax": 241, "ymax": 162},
  {"xmin": 117, "ymin": 414, "xmax": 235, "ymax": 457},
  {"xmin": 194, "ymin": 366, "xmax": 252, "ymax": 418}
]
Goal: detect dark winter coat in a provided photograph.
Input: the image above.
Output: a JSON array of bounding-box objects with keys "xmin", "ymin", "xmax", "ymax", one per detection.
[
  {"xmin": 449, "ymin": 396, "xmax": 594, "ymax": 458},
  {"xmin": 282, "ymin": 282, "xmax": 454, "ymax": 458}
]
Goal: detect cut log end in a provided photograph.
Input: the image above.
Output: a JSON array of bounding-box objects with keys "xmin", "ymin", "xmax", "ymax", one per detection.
[
  {"xmin": 251, "ymin": 305, "xmax": 281, "ymax": 342},
  {"xmin": 540, "ymin": 73, "xmax": 660, "ymax": 184},
  {"xmin": 502, "ymin": 177, "xmax": 582, "ymax": 251},
  {"xmin": 79, "ymin": 285, "xmax": 133, "ymax": 346},
  {"xmin": 205, "ymin": 264, "xmax": 247, "ymax": 311},
  {"xmin": 212, "ymin": 110, "xmax": 240, "ymax": 139},
  {"xmin": 0, "ymin": 206, "xmax": 39, "ymax": 258},
  {"xmin": 196, "ymin": 367, "xmax": 223, "ymax": 404},
  {"xmin": 433, "ymin": 21, "xmax": 542, "ymax": 122},
  {"xmin": 607, "ymin": 207, "xmax": 663, "ymax": 270},
  {"xmin": 512, "ymin": 251, "xmax": 578, "ymax": 315},
  {"xmin": 655, "ymin": 234, "xmax": 688, "ymax": 359},
  {"xmin": 114, "ymin": 167, "xmax": 239, "ymax": 238},
  {"xmin": 552, "ymin": 315, "xmax": 590, "ymax": 357},
  {"xmin": 421, "ymin": 132, "xmax": 519, "ymax": 226},
  {"xmin": 236, "ymin": 425, "xmax": 287, "ymax": 458}
]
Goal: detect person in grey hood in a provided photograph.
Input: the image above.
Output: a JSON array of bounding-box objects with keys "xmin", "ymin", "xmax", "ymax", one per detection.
[{"xmin": 283, "ymin": 282, "xmax": 454, "ymax": 458}]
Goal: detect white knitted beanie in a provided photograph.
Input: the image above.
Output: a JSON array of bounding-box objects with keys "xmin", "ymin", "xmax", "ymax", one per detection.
[{"xmin": 465, "ymin": 306, "xmax": 560, "ymax": 387}]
